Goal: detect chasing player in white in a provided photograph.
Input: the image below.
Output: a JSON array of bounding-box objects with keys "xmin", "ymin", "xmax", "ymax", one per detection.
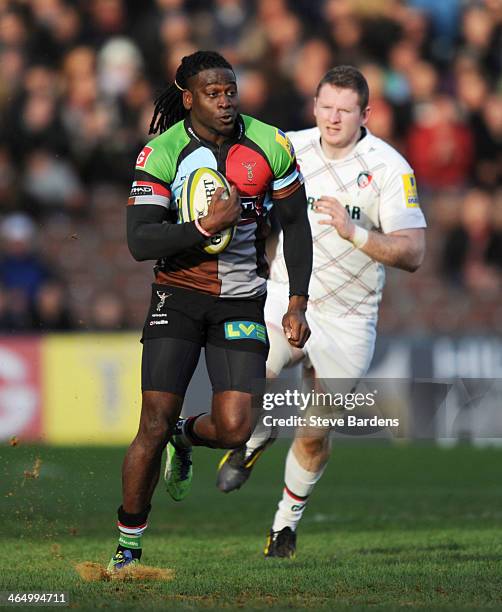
[{"xmin": 216, "ymin": 65, "xmax": 426, "ymax": 558}]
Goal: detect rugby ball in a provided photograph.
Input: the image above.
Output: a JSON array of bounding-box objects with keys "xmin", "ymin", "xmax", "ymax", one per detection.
[{"xmin": 180, "ymin": 167, "xmax": 236, "ymax": 255}]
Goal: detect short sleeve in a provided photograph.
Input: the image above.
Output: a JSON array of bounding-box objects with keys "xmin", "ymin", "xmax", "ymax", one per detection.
[
  {"xmin": 270, "ymin": 129, "xmax": 303, "ymax": 200},
  {"xmin": 128, "ymin": 142, "xmax": 173, "ymax": 209},
  {"xmin": 379, "ymin": 161, "xmax": 427, "ymax": 234}
]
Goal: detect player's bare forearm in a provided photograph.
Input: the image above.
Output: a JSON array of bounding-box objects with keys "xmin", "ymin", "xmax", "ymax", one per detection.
[
  {"xmin": 359, "ymin": 228, "xmax": 425, "ymax": 272},
  {"xmin": 315, "ymin": 196, "xmax": 425, "ymax": 273}
]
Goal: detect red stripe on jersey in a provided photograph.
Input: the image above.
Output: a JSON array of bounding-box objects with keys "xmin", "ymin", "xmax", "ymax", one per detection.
[{"xmin": 135, "ymin": 181, "xmax": 171, "ymax": 198}]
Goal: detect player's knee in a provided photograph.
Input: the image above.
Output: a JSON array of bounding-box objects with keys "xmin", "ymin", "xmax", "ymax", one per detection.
[
  {"xmin": 266, "ymin": 325, "xmax": 296, "ymax": 375},
  {"xmin": 137, "ymin": 398, "xmax": 174, "ymax": 447},
  {"xmin": 217, "ymin": 421, "xmax": 253, "ymax": 449},
  {"xmin": 137, "ymin": 417, "xmax": 170, "ymax": 448},
  {"xmin": 296, "ymin": 435, "xmax": 330, "ymax": 459}
]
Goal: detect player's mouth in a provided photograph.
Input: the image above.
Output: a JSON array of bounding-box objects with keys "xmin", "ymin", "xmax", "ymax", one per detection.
[{"xmin": 218, "ymin": 113, "xmax": 235, "ymax": 125}]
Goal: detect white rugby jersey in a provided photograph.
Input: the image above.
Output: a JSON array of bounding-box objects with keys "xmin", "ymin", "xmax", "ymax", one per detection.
[{"xmin": 269, "ymin": 127, "xmax": 426, "ymax": 319}]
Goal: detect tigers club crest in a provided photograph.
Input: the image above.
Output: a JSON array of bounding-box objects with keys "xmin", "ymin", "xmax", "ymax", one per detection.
[{"xmin": 357, "ymin": 171, "xmax": 372, "ymax": 189}]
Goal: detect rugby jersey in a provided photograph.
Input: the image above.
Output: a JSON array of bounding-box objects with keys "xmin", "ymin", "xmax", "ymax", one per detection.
[
  {"xmin": 128, "ymin": 114, "xmax": 303, "ymax": 298},
  {"xmin": 270, "ymin": 127, "xmax": 426, "ymax": 318}
]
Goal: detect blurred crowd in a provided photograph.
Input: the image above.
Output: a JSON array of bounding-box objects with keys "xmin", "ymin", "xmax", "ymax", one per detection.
[{"xmin": 0, "ymin": 0, "xmax": 501, "ymax": 333}]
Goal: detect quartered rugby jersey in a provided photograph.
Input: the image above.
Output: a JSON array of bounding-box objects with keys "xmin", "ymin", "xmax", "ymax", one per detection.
[
  {"xmin": 270, "ymin": 127, "xmax": 427, "ymax": 319},
  {"xmin": 128, "ymin": 114, "xmax": 302, "ymax": 298}
]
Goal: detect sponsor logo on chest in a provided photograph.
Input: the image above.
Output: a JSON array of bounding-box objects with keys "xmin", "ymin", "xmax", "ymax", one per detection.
[{"xmin": 307, "ymin": 196, "xmax": 362, "ymax": 220}]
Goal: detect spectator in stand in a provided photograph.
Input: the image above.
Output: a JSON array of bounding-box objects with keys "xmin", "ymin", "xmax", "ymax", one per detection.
[
  {"xmin": 441, "ymin": 189, "xmax": 502, "ymax": 292},
  {"xmin": 477, "ymin": 95, "xmax": 502, "ymax": 187},
  {"xmin": 407, "ymin": 0, "xmax": 459, "ymax": 62},
  {"xmin": 0, "ymin": 148, "xmax": 20, "ymax": 216},
  {"xmin": 32, "ymin": 280, "xmax": 74, "ymax": 331},
  {"xmin": 360, "ymin": 62, "xmax": 398, "ymax": 146},
  {"xmin": 204, "ymin": 0, "xmax": 249, "ymax": 65},
  {"xmin": 0, "ymin": 284, "xmax": 15, "ymax": 331},
  {"xmin": 288, "ymin": 38, "xmax": 334, "ymax": 129},
  {"xmin": 453, "ymin": 55, "xmax": 501, "ymax": 189},
  {"xmin": 406, "ymin": 94, "xmax": 474, "ymax": 191},
  {"xmin": 3, "ymin": 65, "xmax": 66, "ymax": 164},
  {"xmin": 22, "ymin": 149, "xmax": 86, "ymax": 218},
  {"xmin": 0, "ymin": 286, "xmax": 33, "ymax": 331},
  {"xmin": 82, "ymin": 0, "xmax": 129, "ymax": 47},
  {"xmin": 0, "ymin": 214, "xmax": 51, "ymax": 303},
  {"xmin": 0, "ymin": 213, "xmax": 60, "ymax": 330},
  {"xmin": 88, "ymin": 290, "xmax": 129, "ymax": 331},
  {"xmin": 459, "ymin": 4, "xmax": 501, "ymax": 79},
  {"xmin": 0, "ymin": 9, "xmax": 29, "ymax": 54},
  {"xmin": 0, "ymin": 0, "xmax": 499, "ymax": 333},
  {"xmin": 0, "ymin": 48, "xmax": 25, "ymax": 114}
]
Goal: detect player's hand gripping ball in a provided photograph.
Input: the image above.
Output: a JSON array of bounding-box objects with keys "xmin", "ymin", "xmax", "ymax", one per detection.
[{"xmin": 180, "ymin": 167, "xmax": 236, "ymax": 254}]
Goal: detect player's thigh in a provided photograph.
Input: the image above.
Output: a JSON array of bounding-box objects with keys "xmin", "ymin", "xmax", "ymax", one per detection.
[
  {"xmin": 306, "ymin": 315, "xmax": 376, "ymax": 383},
  {"xmin": 141, "ymin": 283, "xmax": 207, "ymax": 395},
  {"xmin": 205, "ymin": 343, "xmax": 266, "ymax": 395},
  {"xmin": 265, "ymin": 281, "xmax": 305, "ymax": 376},
  {"xmin": 297, "ymin": 316, "xmax": 377, "ymax": 436},
  {"xmin": 142, "ymin": 337, "xmax": 202, "ymax": 396},
  {"xmin": 205, "ymin": 345, "xmax": 266, "ymax": 440},
  {"xmin": 206, "ymin": 293, "xmax": 269, "ymax": 394}
]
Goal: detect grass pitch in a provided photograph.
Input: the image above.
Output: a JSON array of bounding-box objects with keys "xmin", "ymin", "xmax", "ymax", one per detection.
[{"xmin": 1, "ymin": 442, "xmax": 502, "ymax": 610}]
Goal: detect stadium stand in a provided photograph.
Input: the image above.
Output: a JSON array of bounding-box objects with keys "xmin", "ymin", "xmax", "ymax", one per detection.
[{"xmin": 0, "ymin": 0, "xmax": 500, "ymax": 332}]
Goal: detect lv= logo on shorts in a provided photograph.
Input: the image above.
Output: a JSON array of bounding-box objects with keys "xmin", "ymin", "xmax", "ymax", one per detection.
[{"xmin": 224, "ymin": 321, "xmax": 267, "ymax": 344}]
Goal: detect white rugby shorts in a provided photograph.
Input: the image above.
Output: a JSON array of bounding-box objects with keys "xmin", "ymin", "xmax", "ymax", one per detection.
[{"xmin": 265, "ymin": 280, "xmax": 377, "ymax": 380}]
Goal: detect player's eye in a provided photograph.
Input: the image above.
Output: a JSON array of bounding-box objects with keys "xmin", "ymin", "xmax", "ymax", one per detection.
[{"xmin": 226, "ymin": 89, "xmax": 237, "ymax": 97}]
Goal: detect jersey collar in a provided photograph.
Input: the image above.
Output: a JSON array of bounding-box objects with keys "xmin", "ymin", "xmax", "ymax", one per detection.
[{"xmin": 184, "ymin": 114, "xmax": 245, "ymax": 149}]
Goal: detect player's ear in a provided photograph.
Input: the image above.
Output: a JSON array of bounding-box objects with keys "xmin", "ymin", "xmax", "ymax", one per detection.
[
  {"xmin": 183, "ymin": 90, "xmax": 193, "ymax": 111},
  {"xmin": 361, "ymin": 105, "xmax": 371, "ymax": 125},
  {"xmin": 313, "ymin": 97, "xmax": 318, "ymax": 119}
]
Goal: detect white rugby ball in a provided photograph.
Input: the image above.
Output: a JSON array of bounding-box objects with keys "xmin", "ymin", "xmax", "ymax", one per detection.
[{"xmin": 180, "ymin": 167, "xmax": 236, "ymax": 255}]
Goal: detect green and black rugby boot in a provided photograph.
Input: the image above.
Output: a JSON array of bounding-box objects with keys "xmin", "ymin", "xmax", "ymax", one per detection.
[
  {"xmin": 107, "ymin": 549, "xmax": 139, "ymax": 572},
  {"xmin": 164, "ymin": 441, "xmax": 192, "ymax": 501}
]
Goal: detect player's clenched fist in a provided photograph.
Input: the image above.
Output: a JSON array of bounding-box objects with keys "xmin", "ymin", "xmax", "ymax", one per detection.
[
  {"xmin": 314, "ymin": 196, "xmax": 355, "ymax": 242},
  {"xmin": 282, "ymin": 296, "xmax": 311, "ymax": 348},
  {"xmin": 200, "ymin": 186, "xmax": 241, "ymax": 234}
]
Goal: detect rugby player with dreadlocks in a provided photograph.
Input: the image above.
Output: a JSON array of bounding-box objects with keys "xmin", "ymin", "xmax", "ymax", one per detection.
[{"xmin": 108, "ymin": 51, "xmax": 312, "ymax": 571}]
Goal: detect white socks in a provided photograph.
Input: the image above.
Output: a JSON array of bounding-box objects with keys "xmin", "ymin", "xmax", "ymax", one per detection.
[
  {"xmin": 271, "ymin": 446, "xmax": 326, "ymax": 532},
  {"xmin": 244, "ymin": 421, "xmax": 272, "ymax": 458}
]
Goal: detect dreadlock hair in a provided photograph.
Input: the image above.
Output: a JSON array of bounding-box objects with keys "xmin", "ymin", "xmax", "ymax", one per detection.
[{"xmin": 149, "ymin": 51, "xmax": 234, "ymax": 135}]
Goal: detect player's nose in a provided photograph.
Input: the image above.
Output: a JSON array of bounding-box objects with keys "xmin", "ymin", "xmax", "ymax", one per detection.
[
  {"xmin": 218, "ymin": 94, "xmax": 232, "ymax": 108},
  {"xmin": 329, "ymin": 110, "xmax": 341, "ymax": 123}
]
